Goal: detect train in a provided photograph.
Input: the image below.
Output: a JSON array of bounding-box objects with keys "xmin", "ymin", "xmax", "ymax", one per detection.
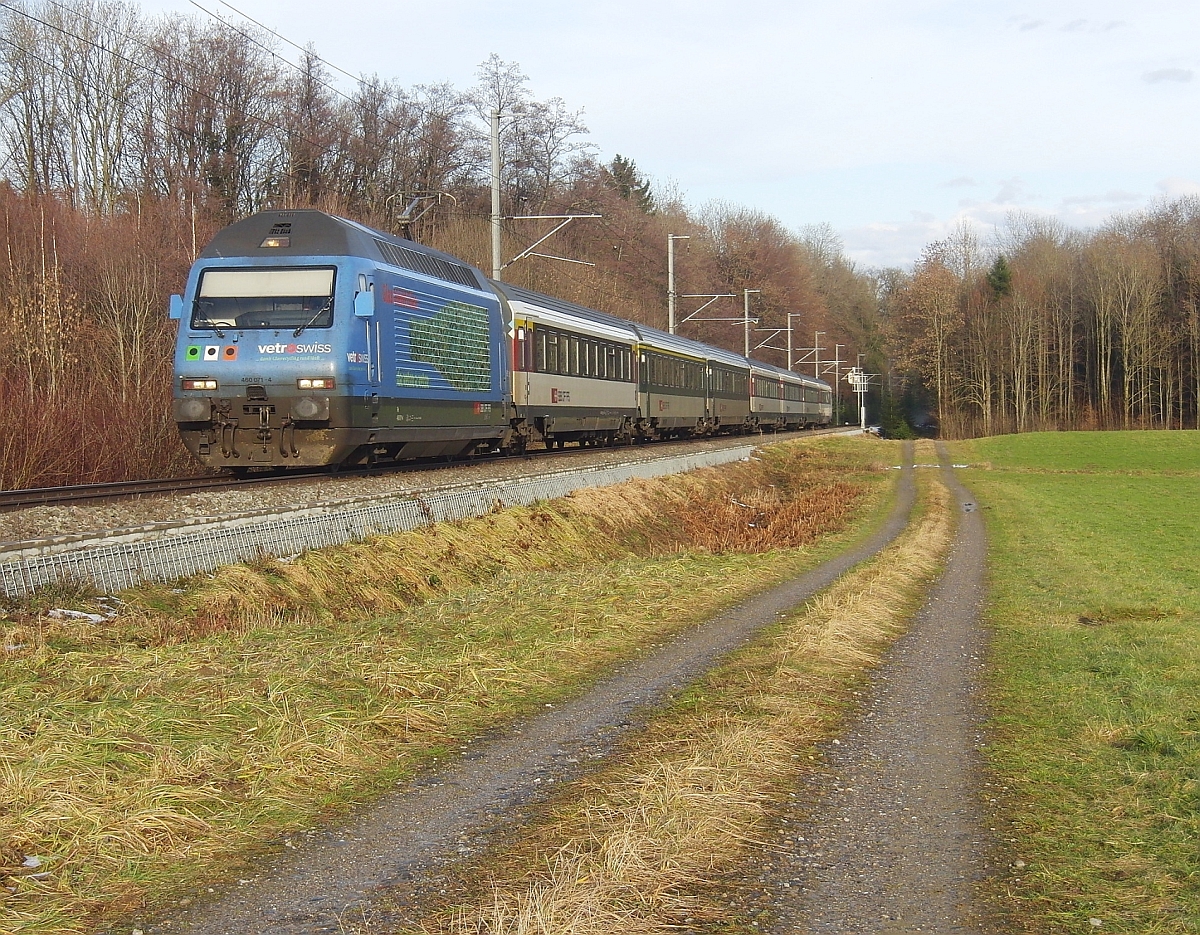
[{"xmin": 169, "ymin": 209, "xmax": 833, "ymax": 471}]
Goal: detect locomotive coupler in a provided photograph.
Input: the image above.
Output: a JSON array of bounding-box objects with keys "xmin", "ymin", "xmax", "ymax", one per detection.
[{"xmin": 249, "ymin": 404, "xmax": 274, "ymax": 442}]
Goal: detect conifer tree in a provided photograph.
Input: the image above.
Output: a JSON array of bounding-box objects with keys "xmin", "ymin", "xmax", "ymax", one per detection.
[{"xmin": 607, "ymin": 154, "xmax": 655, "ymax": 214}]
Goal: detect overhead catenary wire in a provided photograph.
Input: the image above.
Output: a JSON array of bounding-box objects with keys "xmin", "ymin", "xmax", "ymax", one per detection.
[
  {"xmin": 187, "ymin": 0, "xmax": 385, "ymax": 122},
  {"xmin": 0, "ymin": 0, "xmax": 485, "ymax": 217},
  {"xmin": 0, "ymin": 0, "xmax": 339, "ymax": 170},
  {"xmin": 1, "ymin": 0, "xmax": 608, "ymax": 245},
  {"xmin": 206, "ymin": 0, "xmax": 362, "ymax": 87}
]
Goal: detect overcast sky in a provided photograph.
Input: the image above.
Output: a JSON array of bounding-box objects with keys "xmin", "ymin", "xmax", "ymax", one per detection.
[{"xmin": 135, "ymin": 0, "xmax": 1200, "ymax": 268}]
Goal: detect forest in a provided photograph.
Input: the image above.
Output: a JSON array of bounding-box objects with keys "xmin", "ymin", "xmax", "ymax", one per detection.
[
  {"xmin": 891, "ymin": 209, "xmax": 1200, "ymax": 438},
  {"xmin": 0, "ymin": 0, "xmax": 1194, "ymax": 488}
]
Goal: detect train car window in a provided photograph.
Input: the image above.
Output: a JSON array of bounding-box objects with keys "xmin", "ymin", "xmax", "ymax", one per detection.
[
  {"xmin": 644, "ymin": 352, "xmax": 702, "ymax": 390},
  {"xmin": 194, "ymin": 267, "xmax": 335, "ymax": 330},
  {"xmin": 713, "ymin": 368, "xmax": 746, "ymax": 396},
  {"xmin": 536, "ymin": 330, "xmax": 547, "ymax": 372},
  {"xmin": 753, "ymin": 377, "xmax": 784, "ymax": 399},
  {"xmin": 545, "ymin": 332, "xmax": 559, "ymax": 374},
  {"xmin": 569, "ymin": 336, "xmax": 580, "ymax": 375}
]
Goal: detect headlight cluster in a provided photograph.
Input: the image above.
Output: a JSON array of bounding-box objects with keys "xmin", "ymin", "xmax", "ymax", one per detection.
[
  {"xmin": 297, "ymin": 377, "xmax": 335, "ymax": 389},
  {"xmin": 182, "ymin": 378, "xmax": 218, "ymax": 391}
]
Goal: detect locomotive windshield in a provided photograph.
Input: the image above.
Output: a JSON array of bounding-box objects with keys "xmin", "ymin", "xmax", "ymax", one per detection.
[{"xmin": 192, "ymin": 267, "xmax": 335, "ymax": 331}]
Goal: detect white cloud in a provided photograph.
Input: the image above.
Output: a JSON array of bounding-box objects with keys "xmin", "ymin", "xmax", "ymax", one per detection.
[
  {"xmin": 1062, "ymin": 18, "xmax": 1126, "ymax": 32},
  {"xmin": 1060, "ymin": 190, "xmax": 1141, "ymax": 206},
  {"xmin": 1158, "ymin": 177, "xmax": 1200, "ymax": 197},
  {"xmin": 994, "ymin": 178, "xmax": 1029, "ymax": 204},
  {"xmin": 844, "ymin": 210, "xmax": 995, "ymax": 269},
  {"xmin": 1144, "ymin": 68, "xmax": 1194, "ymax": 83},
  {"xmin": 1009, "ymin": 15, "xmax": 1046, "ymax": 31}
]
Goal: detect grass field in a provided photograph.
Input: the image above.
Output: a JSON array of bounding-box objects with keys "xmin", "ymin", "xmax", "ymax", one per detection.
[{"xmin": 955, "ymin": 431, "xmax": 1200, "ymax": 933}]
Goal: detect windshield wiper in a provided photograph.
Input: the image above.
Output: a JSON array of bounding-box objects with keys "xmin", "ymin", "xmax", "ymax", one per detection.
[
  {"xmin": 193, "ymin": 301, "xmax": 225, "ymax": 338},
  {"xmin": 293, "ymin": 299, "xmax": 333, "ymax": 337}
]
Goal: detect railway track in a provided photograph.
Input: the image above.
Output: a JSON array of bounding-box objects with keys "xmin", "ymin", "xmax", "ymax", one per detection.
[
  {"xmin": 0, "ymin": 470, "xmax": 312, "ymax": 511},
  {"xmin": 0, "ymin": 426, "xmax": 851, "ymax": 512}
]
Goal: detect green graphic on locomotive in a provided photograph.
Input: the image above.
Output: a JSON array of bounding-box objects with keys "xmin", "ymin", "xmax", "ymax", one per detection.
[{"xmin": 410, "ymin": 300, "xmax": 491, "ymax": 392}]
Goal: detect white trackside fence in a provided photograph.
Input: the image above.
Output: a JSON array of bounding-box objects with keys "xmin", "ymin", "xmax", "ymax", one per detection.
[{"xmin": 0, "ymin": 445, "xmax": 757, "ymax": 597}]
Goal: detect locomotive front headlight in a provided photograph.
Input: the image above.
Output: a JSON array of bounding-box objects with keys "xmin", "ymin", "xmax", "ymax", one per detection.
[
  {"xmin": 297, "ymin": 377, "xmax": 335, "ymax": 390},
  {"xmin": 182, "ymin": 378, "xmax": 218, "ymax": 391}
]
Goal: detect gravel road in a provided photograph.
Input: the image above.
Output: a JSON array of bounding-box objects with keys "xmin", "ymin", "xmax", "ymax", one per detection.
[
  {"xmin": 124, "ymin": 445, "xmax": 915, "ymax": 935},
  {"xmin": 734, "ymin": 442, "xmax": 994, "ymax": 934}
]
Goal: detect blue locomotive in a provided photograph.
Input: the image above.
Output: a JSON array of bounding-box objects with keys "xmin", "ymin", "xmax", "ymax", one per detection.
[{"xmin": 169, "ymin": 210, "xmax": 832, "ymax": 470}]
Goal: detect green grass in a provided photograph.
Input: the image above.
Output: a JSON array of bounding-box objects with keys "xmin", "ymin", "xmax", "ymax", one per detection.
[
  {"xmin": 964, "ymin": 429, "xmax": 1200, "ymax": 473},
  {"xmin": 953, "ymin": 431, "xmax": 1200, "ymax": 933}
]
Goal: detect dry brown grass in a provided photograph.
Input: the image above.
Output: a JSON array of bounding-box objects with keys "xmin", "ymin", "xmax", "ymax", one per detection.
[
  {"xmin": 411, "ymin": 473, "xmax": 955, "ymax": 935},
  {"xmin": 0, "ymin": 438, "xmax": 892, "ymax": 935},
  {"xmin": 32, "ymin": 439, "xmax": 874, "ymax": 644}
]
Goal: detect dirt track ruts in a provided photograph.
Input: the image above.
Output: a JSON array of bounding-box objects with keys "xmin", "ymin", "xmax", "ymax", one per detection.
[
  {"xmin": 738, "ymin": 442, "xmax": 994, "ymax": 934},
  {"xmin": 131, "ymin": 443, "xmax": 916, "ymax": 935}
]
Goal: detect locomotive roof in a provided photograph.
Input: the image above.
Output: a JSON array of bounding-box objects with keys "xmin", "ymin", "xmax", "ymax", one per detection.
[{"xmin": 199, "ymin": 210, "xmax": 491, "ymax": 292}]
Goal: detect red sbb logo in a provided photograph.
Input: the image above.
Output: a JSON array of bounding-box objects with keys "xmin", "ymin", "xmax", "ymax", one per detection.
[
  {"xmin": 383, "ymin": 285, "xmax": 419, "ymax": 309},
  {"xmin": 551, "ymin": 388, "xmax": 571, "ymax": 403}
]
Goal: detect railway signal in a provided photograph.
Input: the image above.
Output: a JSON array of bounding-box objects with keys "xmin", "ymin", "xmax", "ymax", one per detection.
[{"xmin": 846, "ymin": 366, "xmax": 877, "ymax": 433}]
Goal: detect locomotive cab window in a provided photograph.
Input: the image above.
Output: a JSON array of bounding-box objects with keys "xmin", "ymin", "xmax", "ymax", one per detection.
[{"xmin": 192, "ymin": 267, "xmax": 336, "ymax": 331}]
